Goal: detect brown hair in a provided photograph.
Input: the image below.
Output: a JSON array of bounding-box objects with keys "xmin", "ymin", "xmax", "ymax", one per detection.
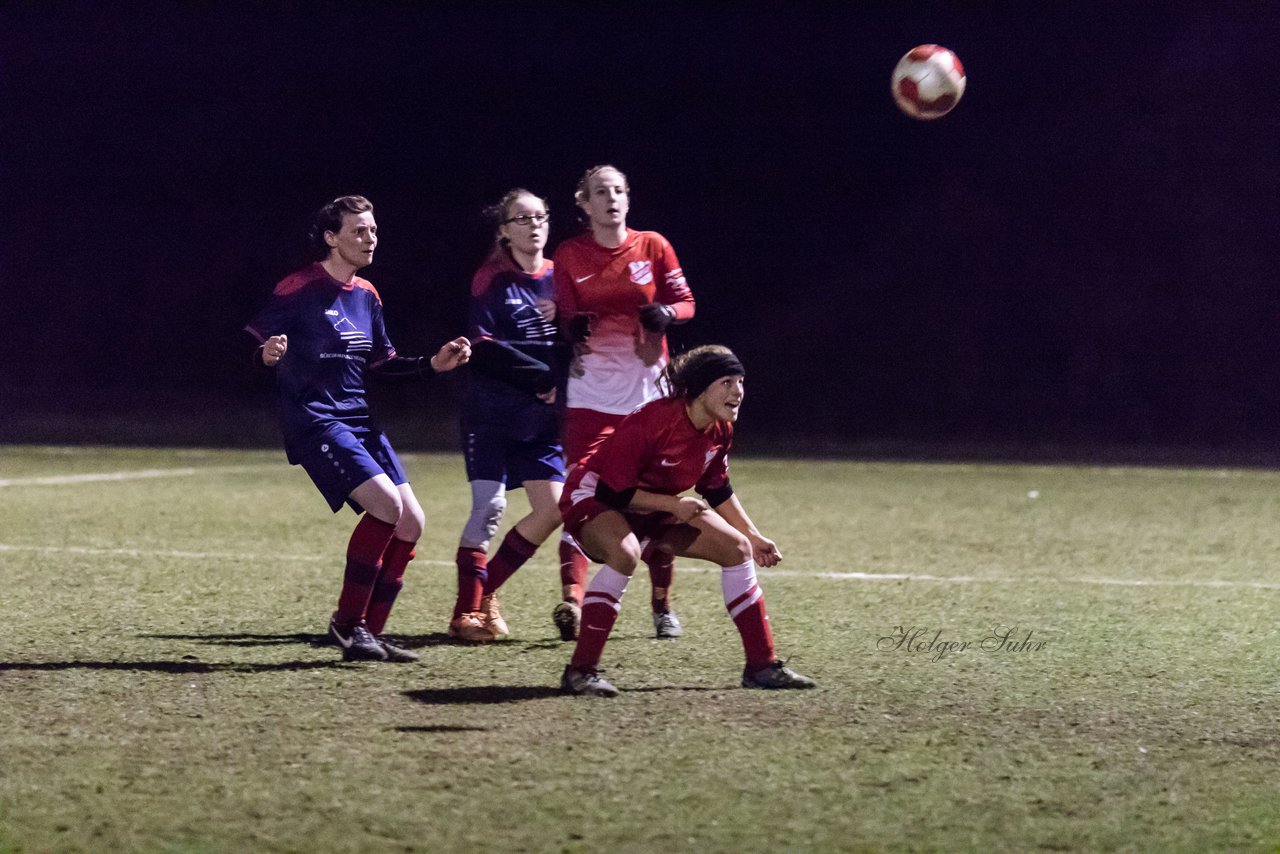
[
  {"xmin": 484, "ymin": 188, "xmax": 549, "ymax": 249},
  {"xmin": 307, "ymin": 195, "xmax": 373, "ymax": 260},
  {"xmin": 662, "ymin": 345, "xmax": 745, "ymax": 400}
]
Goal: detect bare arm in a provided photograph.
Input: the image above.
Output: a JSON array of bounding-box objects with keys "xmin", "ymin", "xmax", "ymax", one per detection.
[
  {"xmin": 711, "ymin": 493, "xmax": 782, "ymax": 567},
  {"xmin": 627, "ymin": 490, "xmax": 709, "ymax": 523}
]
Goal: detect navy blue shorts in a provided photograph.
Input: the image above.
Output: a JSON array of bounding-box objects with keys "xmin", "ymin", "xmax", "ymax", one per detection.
[
  {"xmin": 294, "ymin": 427, "xmax": 408, "ymax": 513},
  {"xmin": 463, "ymin": 425, "xmax": 565, "ymax": 490}
]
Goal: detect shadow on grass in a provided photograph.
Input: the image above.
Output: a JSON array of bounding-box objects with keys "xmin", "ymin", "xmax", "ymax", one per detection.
[
  {"xmin": 0, "ymin": 660, "xmax": 343, "ymax": 673},
  {"xmin": 146, "ymin": 632, "xmax": 457, "ymax": 650},
  {"xmin": 404, "ymin": 685, "xmax": 563, "ymax": 705},
  {"xmin": 145, "ymin": 632, "xmax": 333, "ymax": 648}
]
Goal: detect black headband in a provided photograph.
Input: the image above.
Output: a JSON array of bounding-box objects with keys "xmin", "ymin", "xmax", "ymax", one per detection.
[{"xmin": 683, "ymin": 353, "xmax": 745, "ymax": 400}]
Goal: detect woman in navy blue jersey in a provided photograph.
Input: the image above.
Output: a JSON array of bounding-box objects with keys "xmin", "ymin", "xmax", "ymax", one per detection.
[
  {"xmin": 246, "ymin": 195, "xmax": 470, "ymax": 662},
  {"xmin": 448, "ymin": 188, "xmax": 569, "ymax": 642}
]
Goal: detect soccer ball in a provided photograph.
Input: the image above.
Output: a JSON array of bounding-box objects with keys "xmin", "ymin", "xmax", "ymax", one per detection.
[{"xmin": 891, "ymin": 45, "xmax": 966, "ymax": 120}]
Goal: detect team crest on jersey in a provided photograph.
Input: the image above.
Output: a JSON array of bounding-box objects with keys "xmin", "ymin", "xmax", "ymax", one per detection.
[
  {"xmin": 628, "ymin": 260, "xmax": 654, "ymax": 286},
  {"xmin": 705, "ymin": 447, "xmax": 720, "ymax": 467}
]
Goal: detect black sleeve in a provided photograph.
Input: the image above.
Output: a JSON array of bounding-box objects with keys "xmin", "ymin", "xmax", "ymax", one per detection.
[
  {"xmin": 469, "ymin": 337, "xmax": 559, "ymax": 395},
  {"xmin": 368, "ymin": 355, "xmax": 434, "ymax": 381},
  {"xmin": 696, "ymin": 481, "xmax": 735, "ymax": 509},
  {"xmin": 595, "ymin": 479, "xmax": 637, "ymax": 511}
]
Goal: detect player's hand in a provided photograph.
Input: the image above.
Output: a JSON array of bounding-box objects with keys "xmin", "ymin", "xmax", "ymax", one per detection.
[
  {"xmin": 639, "ymin": 303, "xmax": 676, "ymax": 333},
  {"xmin": 536, "ymin": 387, "xmax": 557, "ymax": 405},
  {"xmin": 431, "ymin": 337, "xmax": 471, "ymax": 372},
  {"xmin": 261, "ymin": 334, "xmax": 288, "ymax": 367},
  {"xmin": 750, "ymin": 534, "xmax": 782, "ymax": 567},
  {"xmin": 673, "ymin": 496, "xmax": 709, "ymax": 523},
  {"xmin": 535, "ymin": 297, "xmax": 557, "ymax": 323},
  {"xmin": 567, "ymin": 313, "xmax": 592, "ymax": 344}
]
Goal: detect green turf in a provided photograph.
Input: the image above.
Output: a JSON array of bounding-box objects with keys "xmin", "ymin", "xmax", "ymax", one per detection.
[{"xmin": 2, "ymin": 446, "xmax": 1278, "ymax": 852}]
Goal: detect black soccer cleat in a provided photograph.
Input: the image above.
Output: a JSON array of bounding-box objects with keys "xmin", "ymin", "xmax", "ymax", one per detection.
[
  {"xmin": 376, "ymin": 636, "xmax": 420, "ymax": 663},
  {"xmin": 329, "ymin": 618, "xmax": 388, "ymax": 662}
]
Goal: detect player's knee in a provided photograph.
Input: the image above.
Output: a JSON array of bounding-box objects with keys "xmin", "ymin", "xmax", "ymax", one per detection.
[
  {"xmin": 366, "ymin": 487, "xmax": 404, "ymax": 525},
  {"xmin": 399, "ymin": 502, "xmax": 426, "ymax": 541},
  {"xmin": 723, "ymin": 534, "xmax": 752, "ymax": 568},
  {"xmin": 611, "ymin": 541, "xmax": 642, "ymax": 575}
]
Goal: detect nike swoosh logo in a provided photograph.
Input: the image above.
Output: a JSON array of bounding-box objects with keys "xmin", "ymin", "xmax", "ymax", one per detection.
[
  {"xmin": 575, "ymin": 275, "xmax": 594, "ymax": 283},
  {"xmin": 659, "ymin": 458, "xmax": 680, "ymax": 467}
]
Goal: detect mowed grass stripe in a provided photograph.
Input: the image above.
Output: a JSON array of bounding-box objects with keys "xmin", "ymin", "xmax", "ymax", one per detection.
[
  {"xmin": 0, "ymin": 463, "xmax": 277, "ymax": 487},
  {"xmin": 4, "ymin": 541, "xmax": 1279, "ymax": 591}
]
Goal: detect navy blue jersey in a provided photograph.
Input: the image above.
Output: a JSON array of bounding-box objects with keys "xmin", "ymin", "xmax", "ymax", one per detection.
[
  {"xmin": 246, "ymin": 263, "xmax": 395, "ymax": 458},
  {"xmin": 462, "ymin": 252, "xmax": 564, "ymax": 433}
]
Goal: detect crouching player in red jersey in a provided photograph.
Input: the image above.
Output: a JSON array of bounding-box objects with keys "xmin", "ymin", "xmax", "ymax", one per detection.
[
  {"xmin": 552, "ymin": 164, "xmax": 695, "ymax": 642},
  {"xmin": 559, "ymin": 345, "xmax": 816, "ymax": 696},
  {"xmin": 449, "ymin": 189, "xmax": 569, "ymax": 642},
  {"xmin": 246, "ymin": 195, "xmax": 471, "ymax": 663}
]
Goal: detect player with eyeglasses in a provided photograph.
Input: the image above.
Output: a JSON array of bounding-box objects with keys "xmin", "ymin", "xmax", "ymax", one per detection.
[
  {"xmin": 447, "ymin": 188, "xmax": 570, "ymax": 642},
  {"xmin": 550, "ymin": 164, "xmax": 697, "ymax": 644}
]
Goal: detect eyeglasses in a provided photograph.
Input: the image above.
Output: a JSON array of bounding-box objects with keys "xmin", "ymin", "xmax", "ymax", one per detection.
[{"xmin": 504, "ymin": 212, "xmax": 550, "ymax": 226}]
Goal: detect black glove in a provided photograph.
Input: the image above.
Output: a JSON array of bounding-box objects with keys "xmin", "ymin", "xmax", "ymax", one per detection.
[
  {"xmin": 639, "ymin": 302, "xmax": 676, "ymax": 333},
  {"xmin": 568, "ymin": 313, "xmax": 593, "ymax": 343}
]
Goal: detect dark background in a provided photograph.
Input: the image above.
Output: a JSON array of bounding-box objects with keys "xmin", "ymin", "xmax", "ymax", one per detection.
[{"xmin": 4, "ymin": 3, "xmax": 1278, "ymax": 458}]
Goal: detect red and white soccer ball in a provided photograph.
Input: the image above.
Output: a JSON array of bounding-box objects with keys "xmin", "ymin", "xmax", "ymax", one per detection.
[{"xmin": 891, "ymin": 45, "xmax": 966, "ymax": 120}]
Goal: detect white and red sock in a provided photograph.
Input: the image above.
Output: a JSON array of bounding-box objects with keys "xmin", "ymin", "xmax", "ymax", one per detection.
[
  {"xmin": 721, "ymin": 560, "xmax": 776, "ymax": 670},
  {"xmin": 569, "ymin": 564, "xmax": 631, "ymax": 670}
]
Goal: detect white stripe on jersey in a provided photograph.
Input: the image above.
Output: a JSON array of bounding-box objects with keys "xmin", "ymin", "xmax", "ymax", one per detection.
[{"xmin": 570, "ymin": 470, "xmax": 600, "ymax": 507}]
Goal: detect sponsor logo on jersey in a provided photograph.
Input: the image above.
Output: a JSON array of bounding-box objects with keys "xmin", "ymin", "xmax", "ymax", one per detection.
[
  {"xmin": 325, "ymin": 309, "xmax": 339, "ymax": 316},
  {"xmin": 628, "ymin": 261, "xmax": 653, "ymax": 286},
  {"xmin": 331, "ymin": 315, "xmax": 372, "ymax": 354}
]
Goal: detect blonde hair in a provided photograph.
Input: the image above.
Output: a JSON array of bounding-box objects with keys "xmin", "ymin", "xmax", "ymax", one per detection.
[{"xmin": 573, "ymin": 164, "xmax": 630, "ymax": 207}]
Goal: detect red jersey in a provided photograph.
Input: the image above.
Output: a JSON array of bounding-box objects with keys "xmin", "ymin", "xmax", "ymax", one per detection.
[
  {"xmin": 568, "ymin": 397, "xmax": 731, "ymax": 504},
  {"xmin": 553, "ymin": 229, "xmax": 695, "ymax": 415}
]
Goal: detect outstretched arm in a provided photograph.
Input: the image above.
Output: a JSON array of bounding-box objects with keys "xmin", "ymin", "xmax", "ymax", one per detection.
[{"xmin": 370, "ymin": 337, "xmax": 472, "ymax": 379}]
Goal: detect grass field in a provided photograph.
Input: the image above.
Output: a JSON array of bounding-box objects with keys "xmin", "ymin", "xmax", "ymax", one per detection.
[{"xmin": 2, "ymin": 445, "xmax": 1278, "ymax": 852}]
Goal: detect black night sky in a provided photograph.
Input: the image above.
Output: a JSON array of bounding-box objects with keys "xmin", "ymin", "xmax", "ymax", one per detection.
[{"xmin": 4, "ymin": 3, "xmax": 1278, "ymax": 454}]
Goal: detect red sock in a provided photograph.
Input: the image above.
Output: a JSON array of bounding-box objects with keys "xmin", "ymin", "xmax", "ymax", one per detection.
[
  {"xmin": 646, "ymin": 550, "xmax": 674, "ymax": 603},
  {"xmin": 454, "ymin": 547, "xmax": 487, "ymax": 619},
  {"xmin": 365, "ymin": 538, "xmax": 415, "ymax": 636},
  {"xmin": 483, "ymin": 529, "xmax": 538, "ymax": 594},
  {"xmin": 559, "ymin": 538, "xmax": 588, "ymax": 605},
  {"xmin": 732, "ymin": 598, "xmax": 776, "ymax": 670},
  {"xmin": 569, "ymin": 565, "xmax": 630, "ymax": 669},
  {"xmin": 722, "ymin": 561, "xmax": 776, "ymax": 669},
  {"xmin": 334, "ymin": 514, "xmax": 397, "ymax": 629}
]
